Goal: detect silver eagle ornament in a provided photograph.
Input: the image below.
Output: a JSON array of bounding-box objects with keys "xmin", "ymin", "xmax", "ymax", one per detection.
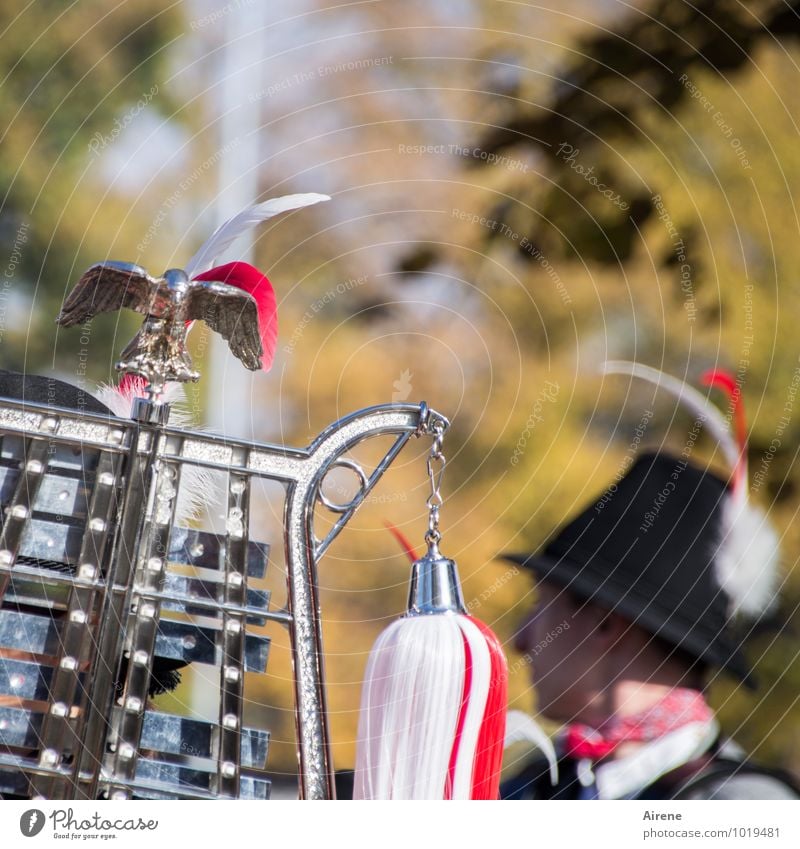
[{"xmin": 56, "ymin": 261, "xmax": 263, "ymax": 393}]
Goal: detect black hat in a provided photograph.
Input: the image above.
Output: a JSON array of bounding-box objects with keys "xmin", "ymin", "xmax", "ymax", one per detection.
[
  {"xmin": 0, "ymin": 368, "xmax": 111, "ymax": 414},
  {"xmin": 505, "ymin": 452, "xmax": 775, "ymax": 686}
]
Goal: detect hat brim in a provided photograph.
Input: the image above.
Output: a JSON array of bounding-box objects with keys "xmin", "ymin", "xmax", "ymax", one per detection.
[{"xmin": 503, "ymin": 551, "xmax": 756, "ymax": 689}]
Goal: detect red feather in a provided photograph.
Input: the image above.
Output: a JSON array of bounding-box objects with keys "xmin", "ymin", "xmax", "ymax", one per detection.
[
  {"xmin": 118, "ymin": 373, "xmax": 147, "ymax": 399},
  {"xmin": 193, "ymin": 261, "xmax": 278, "ymax": 370},
  {"xmin": 701, "ymin": 368, "xmax": 747, "ymax": 495},
  {"xmin": 384, "ymin": 521, "xmax": 420, "ymax": 563}
]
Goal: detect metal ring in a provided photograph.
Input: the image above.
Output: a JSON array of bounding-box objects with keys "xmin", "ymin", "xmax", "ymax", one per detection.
[
  {"xmin": 317, "ymin": 458, "xmax": 370, "ymax": 513},
  {"xmin": 416, "ymin": 400, "xmax": 430, "ymax": 434}
]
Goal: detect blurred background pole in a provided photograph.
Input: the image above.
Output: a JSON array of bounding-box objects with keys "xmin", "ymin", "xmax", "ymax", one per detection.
[
  {"xmin": 191, "ymin": 1, "xmax": 267, "ymax": 725},
  {"xmin": 206, "ymin": 1, "xmax": 266, "ymax": 438}
]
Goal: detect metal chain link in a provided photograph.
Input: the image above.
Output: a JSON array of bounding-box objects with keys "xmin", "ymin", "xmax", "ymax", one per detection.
[{"xmin": 425, "ymin": 420, "xmax": 446, "ymax": 545}]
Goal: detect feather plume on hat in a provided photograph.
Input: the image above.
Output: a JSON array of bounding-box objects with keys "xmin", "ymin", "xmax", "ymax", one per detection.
[{"xmin": 601, "ymin": 361, "xmax": 780, "ymax": 619}]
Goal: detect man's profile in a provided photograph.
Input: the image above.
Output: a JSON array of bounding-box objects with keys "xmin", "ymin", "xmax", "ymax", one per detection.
[{"xmin": 502, "ymin": 452, "xmax": 799, "ymax": 800}]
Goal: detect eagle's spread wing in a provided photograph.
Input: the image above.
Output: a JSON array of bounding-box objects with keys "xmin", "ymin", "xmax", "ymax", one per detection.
[
  {"xmin": 56, "ymin": 261, "xmax": 157, "ymax": 327},
  {"xmin": 185, "ymin": 280, "xmax": 263, "ymax": 370}
]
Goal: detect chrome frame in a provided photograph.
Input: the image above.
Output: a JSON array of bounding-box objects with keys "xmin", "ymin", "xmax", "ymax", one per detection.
[{"xmin": 0, "ymin": 396, "xmax": 448, "ymax": 800}]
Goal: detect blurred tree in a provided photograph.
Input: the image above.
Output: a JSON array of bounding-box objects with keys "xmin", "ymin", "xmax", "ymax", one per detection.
[
  {"xmin": 7, "ymin": 0, "xmax": 799, "ymax": 786},
  {"xmin": 0, "ymin": 0, "xmax": 182, "ymax": 375},
  {"xmin": 449, "ymin": 0, "xmax": 800, "ymax": 774}
]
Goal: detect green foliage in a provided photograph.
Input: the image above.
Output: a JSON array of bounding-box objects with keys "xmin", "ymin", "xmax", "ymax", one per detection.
[
  {"xmin": 461, "ymin": 0, "xmax": 800, "ymax": 773},
  {"xmin": 5, "ymin": 0, "xmax": 800, "ymax": 783},
  {"xmin": 0, "ymin": 0, "xmax": 182, "ymax": 377}
]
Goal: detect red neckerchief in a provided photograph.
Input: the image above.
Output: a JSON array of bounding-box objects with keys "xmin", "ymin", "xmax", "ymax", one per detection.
[{"xmin": 564, "ymin": 688, "xmax": 713, "ymax": 761}]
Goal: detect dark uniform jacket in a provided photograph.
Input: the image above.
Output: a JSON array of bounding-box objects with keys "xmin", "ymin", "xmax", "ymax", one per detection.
[{"xmin": 501, "ymin": 737, "xmax": 800, "ymax": 800}]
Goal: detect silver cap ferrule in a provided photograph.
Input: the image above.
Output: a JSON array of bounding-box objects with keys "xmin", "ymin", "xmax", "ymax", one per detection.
[{"xmin": 407, "ymin": 539, "xmax": 466, "ymax": 615}]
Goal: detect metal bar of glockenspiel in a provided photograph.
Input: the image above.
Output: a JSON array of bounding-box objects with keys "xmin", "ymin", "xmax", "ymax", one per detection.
[
  {"xmin": 28, "ymin": 401, "xmax": 446, "ymax": 802},
  {"xmin": 135, "ymin": 589, "xmax": 288, "ymax": 623},
  {"xmin": 0, "ymin": 432, "xmax": 56, "ymax": 797},
  {"xmin": 0, "ymin": 564, "xmax": 102, "ymax": 590},
  {"xmin": 78, "ymin": 423, "xmax": 154, "ymax": 799},
  {"xmin": 106, "ymin": 432, "xmax": 184, "ymax": 799},
  {"xmin": 31, "ymin": 449, "xmax": 123, "ymax": 799},
  {"xmin": 216, "ymin": 446, "xmax": 250, "ymax": 798},
  {"xmin": 0, "ymin": 436, "xmax": 52, "ymax": 600},
  {"xmin": 0, "ymin": 750, "xmax": 75, "ymax": 782}
]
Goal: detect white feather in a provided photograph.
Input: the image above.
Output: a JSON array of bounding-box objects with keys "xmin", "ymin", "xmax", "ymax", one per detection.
[
  {"xmin": 95, "ymin": 380, "xmax": 186, "ymax": 419},
  {"xmin": 94, "ymin": 380, "xmax": 138, "ymax": 418},
  {"xmin": 353, "ymin": 615, "xmax": 465, "ymax": 799},
  {"xmin": 183, "ymin": 192, "xmax": 330, "ymax": 279},
  {"xmin": 94, "ymin": 380, "xmax": 213, "ymax": 524},
  {"xmin": 504, "ymin": 709, "xmax": 559, "ymax": 786},
  {"xmin": 717, "ymin": 500, "xmax": 780, "ymax": 617},
  {"xmin": 601, "ymin": 361, "xmax": 739, "ymax": 471}
]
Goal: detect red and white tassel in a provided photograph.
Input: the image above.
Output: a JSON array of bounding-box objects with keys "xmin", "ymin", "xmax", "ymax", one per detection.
[
  {"xmin": 466, "ymin": 616, "xmax": 508, "ymax": 799},
  {"xmin": 353, "ymin": 527, "xmax": 508, "ymax": 799}
]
